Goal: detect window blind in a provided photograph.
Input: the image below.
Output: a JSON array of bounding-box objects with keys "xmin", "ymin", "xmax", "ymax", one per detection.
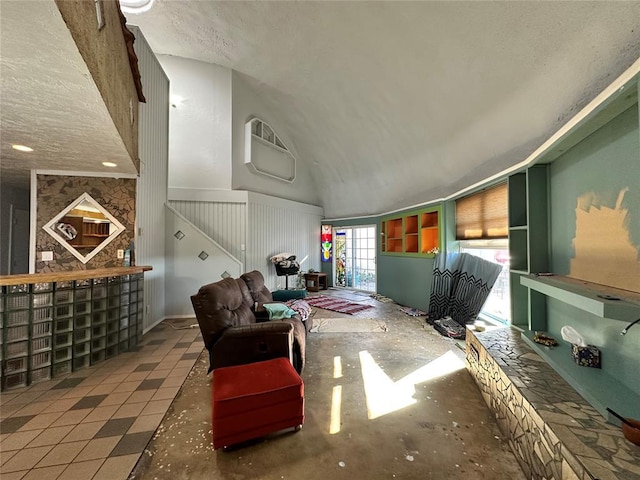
[{"xmin": 456, "ymin": 182, "xmax": 508, "ymax": 240}]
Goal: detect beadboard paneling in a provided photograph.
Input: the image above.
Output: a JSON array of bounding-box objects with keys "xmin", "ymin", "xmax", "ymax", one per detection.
[
  {"xmin": 131, "ymin": 26, "xmax": 169, "ymax": 331},
  {"xmin": 247, "ymin": 193, "xmax": 323, "ymax": 290},
  {"xmin": 165, "ymin": 205, "xmax": 243, "ymax": 317},
  {"xmin": 169, "ymin": 200, "xmax": 246, "ymax": 264},
  {"xmin": 170, "ymin": 193, "xmax": 323, "ymax": 292}
]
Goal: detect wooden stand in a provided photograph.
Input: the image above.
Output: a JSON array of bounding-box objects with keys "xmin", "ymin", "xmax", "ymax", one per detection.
[{"xmin": 304, "ymin": 272, "xmax": 328, "ymax": 292}]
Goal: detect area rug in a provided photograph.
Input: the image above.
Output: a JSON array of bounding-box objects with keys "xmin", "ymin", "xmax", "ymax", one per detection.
[
  {"xmin": 309, "ymin": 318, "xmax": 388, "ymax": 333},
  {"xmin": 305, "ymin": 295, "xmax": 375, "ymax": 314}
]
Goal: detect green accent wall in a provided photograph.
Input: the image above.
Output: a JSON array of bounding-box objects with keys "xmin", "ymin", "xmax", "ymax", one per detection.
[
  {"xmin": 550, "ymin": 105, "xmax": 640, "ymax": 274},
  {"xmin": 548, "ymin": 102, "xmax": 640, "ymax": 394},
  {"xmin": 376, "ymin": 255, "xmax": 434, "ymax": 311}
]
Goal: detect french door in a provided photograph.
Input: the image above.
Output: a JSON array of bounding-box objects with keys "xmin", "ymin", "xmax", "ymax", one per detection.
[{"xmin": 334, "ymin": 225, "xmax": 377, "ymax": 292}]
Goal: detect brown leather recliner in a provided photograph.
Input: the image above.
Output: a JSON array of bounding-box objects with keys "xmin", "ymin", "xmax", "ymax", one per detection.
[{"xmin": 191, "ymin": 271, "xmax": 307, "ymax": 374}]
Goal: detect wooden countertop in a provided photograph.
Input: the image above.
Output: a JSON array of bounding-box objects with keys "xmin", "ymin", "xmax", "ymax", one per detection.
[{"xmin": 0, "ymin": 266, "xmax": 152, "ymax": 286}]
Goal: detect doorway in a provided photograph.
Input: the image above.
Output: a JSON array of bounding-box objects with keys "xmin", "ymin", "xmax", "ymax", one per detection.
[
  {"xmin": 9, "ymin": 206, "xmax": 29, "ymax": 274},
  {"xmin": 334, "ymin": 225, "xmax": 377, "ymax": 292}
]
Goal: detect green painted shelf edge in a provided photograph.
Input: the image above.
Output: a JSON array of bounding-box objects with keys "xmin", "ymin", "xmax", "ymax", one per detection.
[
  {"xmin": 521, "ymin": 330, "xmax": 640, "ymax": 425},
  {"xmin": 520, "ymin": 275, "xmax": 640, "ymax": 322}
]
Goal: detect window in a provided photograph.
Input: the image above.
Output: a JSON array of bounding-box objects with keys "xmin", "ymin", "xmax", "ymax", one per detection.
[
  {"xmin": 456, "ymin": 183, "xmax": 510, "ymax": 324},
  {"xmin": 244, "ymin": 118, "xmax": 296, "ymax": 183},
  {"xmin": 460, "ymin": 240, "xmax": 510, "ymax": 324},
  {"xmin": 456, "ymin": 183, "xmax": 508, "ymax": 240}
]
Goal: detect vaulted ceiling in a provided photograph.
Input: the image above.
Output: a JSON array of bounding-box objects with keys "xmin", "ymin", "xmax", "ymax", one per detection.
[
  {"xmin": 2, "ymin": 1, "xmax": 640, "ymax": 219},
  {"xmin": 117, "ymin": 1, "xmax": 640, "ymax": 218}
]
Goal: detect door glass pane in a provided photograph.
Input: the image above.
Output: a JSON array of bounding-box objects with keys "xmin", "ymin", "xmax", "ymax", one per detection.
[{"xmin": 334, "ymin": 226, "xmax": 377, "ymax": 292}]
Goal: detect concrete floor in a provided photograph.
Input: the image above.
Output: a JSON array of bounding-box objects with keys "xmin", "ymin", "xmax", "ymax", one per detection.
[{"xmin": 130, "ymin": 290, "xmax": 525, "ymax": 479}]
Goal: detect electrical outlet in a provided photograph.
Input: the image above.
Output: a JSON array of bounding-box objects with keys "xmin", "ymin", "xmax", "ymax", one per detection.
[
  {"xmin": 41, "ymin": 251, "xmax": 53, "ymax": 261},
  {"xmin": 117, "ymin": 249, "xmax": 124, "ymax": 259}
]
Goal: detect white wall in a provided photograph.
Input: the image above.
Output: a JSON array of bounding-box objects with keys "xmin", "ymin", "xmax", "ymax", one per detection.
[
  {"xmin": 158, "ymin": 55, "xmax": 232, "ymax": 192},
  {"xmin": 246, "ymin": 192, "xmax": 323, "ymax": 291},
  {"xmin": 169, "ymin": 193, "xmax": 247, "ymax": 265},
  {"xmin": 131, "ymin": 26, "xmax": 170, "ymax": 331},
  {"xmin": 169, "ymin": 190, "xmax": 323, "ymax": 292},
  {"xmin": 231, "ymin": 72, "xmax": 321, "ymax": 206},
  {"xmin": 141, "ymin": 56, "xmax": 323, "ymax": 313},
  {"xmin": 165, "ymin": 205, "xmax": 242, "ymax": 317}
]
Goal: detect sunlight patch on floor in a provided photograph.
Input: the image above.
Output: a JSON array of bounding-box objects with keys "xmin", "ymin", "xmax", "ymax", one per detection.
[
  {"xmin": 330, "ymin": 385, "xmax": 343, "ymax": 434},
  {"xmin": 359, "ymin": 350, "xmax": 465, "ymax": 420},
  {"xmin": 334, "ymin": 355, "xmax": 343, "ymax": 378}
]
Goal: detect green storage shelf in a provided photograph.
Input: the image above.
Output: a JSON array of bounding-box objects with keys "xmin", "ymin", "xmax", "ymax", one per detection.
[
  {"xmin": 522, "ymin": 330, "xmax": 640, "ymax": 423},
  {"xmin": 521, "ymin": 275, "xmax": 640, "ymax": 322}
]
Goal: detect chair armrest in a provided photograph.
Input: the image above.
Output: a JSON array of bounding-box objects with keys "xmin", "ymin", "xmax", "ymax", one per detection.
[{"xmin": 211, "ymin": 322, "xmax": 294, "ymax": 370}]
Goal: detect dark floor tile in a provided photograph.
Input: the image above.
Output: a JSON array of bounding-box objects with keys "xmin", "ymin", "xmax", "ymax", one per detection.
[
  {"xmin": 0, "ymin": 415, "xmax": 36, "ymax": 433},
  {"xmin": 109, "ymin": 430, "xmax": 154, "ymax": 457},
  {"xmin": 94, "ymin": 417, "xmax": 136, "ymax": 438},
  {"xmin": 70, "ymin": 394, "xmax": 109, "ymax": 410},
  {"xmin": 173, "ymin": 342, "xmax": 191, "ymax": 349},
  {"xmin": 145, "ymin": 339, "xmax": 165, "ymax": 346},
  {"xmin": 51, "ymin": 377, "xmax": 86, "ymax": 390},
  {"xmin": 136, "ymin": 378, "xmax": 165, "ymax": 391},
  {"xmin": 180, "ymin": 352, "xmax": 200, "ymax": 360},
  {"xmin": 133, "ymin": 363, "xmax": 160, "ymax": 372}
]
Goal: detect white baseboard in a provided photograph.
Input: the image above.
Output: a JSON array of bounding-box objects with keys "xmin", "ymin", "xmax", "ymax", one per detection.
[{"xmin": 143, "ymin": 314, "xmax": 197, "ymax": 334}]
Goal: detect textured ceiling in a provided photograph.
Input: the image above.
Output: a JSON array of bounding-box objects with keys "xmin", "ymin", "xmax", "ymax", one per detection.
[
  {"xmin": 127, "ymin": 1, "xmax": 640, "ymax": 218},
  {"xmin": 0, "ymin": 0, "xmax": 137, "ymax": 189},
  {"xmin": 2, "ymin": 2, "xmax": 640, "ymax": 218}
]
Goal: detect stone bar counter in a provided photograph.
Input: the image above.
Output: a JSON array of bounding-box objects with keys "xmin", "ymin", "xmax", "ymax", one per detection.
[
  {"xmin": 466, "ymin": 327, "xmax": 640, "ymax": 480},
  {"xmin": 0, "ymin": 266, "xmax": 151, "ymax": 391}
]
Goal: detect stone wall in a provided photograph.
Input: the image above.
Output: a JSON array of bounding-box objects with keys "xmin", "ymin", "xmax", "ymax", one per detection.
[
  {"xmin": 466, "ymin": 328, "xmax": 640, "ymax": 480},
  {"xmin": 36, "ymin": 175, "xmax": 136, "ymax": 272}
]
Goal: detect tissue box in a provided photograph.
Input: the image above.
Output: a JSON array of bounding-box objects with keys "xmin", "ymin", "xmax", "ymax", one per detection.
[{"xmin": 571, "ymin": 344, "xmax": 601, "ymax": 368}]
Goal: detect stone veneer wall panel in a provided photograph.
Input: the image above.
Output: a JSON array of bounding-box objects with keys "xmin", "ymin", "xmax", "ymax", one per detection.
[
  {"xmin": 466, "ymin": 328, "xmax": 640, "ymax": 480},
  {"xmin": 36, "ymin": 175, "xmax": 136, "ymax": 272}
]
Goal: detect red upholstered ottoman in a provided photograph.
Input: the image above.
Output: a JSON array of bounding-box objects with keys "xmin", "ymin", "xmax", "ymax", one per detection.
[{"xmin": 212, "ymin": 357, "xmax": 304, "ymax": 450}]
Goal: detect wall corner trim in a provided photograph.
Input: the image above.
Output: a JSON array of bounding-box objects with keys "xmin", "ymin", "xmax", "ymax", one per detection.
[
  {"xmin": 168, "ymin": 188, "xmax": 249, "ymax": 203},
  {"xmin": 246, "ymin": 191, "xmax": 324, "ymax": 216}
]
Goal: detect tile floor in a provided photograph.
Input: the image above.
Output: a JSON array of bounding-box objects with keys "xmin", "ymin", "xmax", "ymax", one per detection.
[{"xmin": 0, "ymin": 320, "xmax": 202, "ymax": 480}]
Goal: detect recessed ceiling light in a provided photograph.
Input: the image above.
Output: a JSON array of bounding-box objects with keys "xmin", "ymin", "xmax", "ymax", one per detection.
[
  {"xmin": 120, "ymin": 0, "xmax": 155, "ymax": 14},
  {"xmin": 102, "ymin": 161, "xmax": 117, "ymax": 167},
  {"xmin": 12, "ymin": 144, "xmax": 33, "ymax": 152}
]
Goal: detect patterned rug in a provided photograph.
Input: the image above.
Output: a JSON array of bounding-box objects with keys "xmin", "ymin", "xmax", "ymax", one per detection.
[{"xmin": 305, "ymin": 295, "xmax": 375, "ymax": 314}]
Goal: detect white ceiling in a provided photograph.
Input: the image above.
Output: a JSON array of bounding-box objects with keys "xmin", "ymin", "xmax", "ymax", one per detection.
[
  {"xmin": 2, "ymin": 1, "xmax": 640, "ymax": 218},
  {"xmin": 126, "ymin": 1, "xmax": 640, "ymax": 218},
  {"xmin": 0, "ymin": 0, "xmax": 137, "ymax": 189}
]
